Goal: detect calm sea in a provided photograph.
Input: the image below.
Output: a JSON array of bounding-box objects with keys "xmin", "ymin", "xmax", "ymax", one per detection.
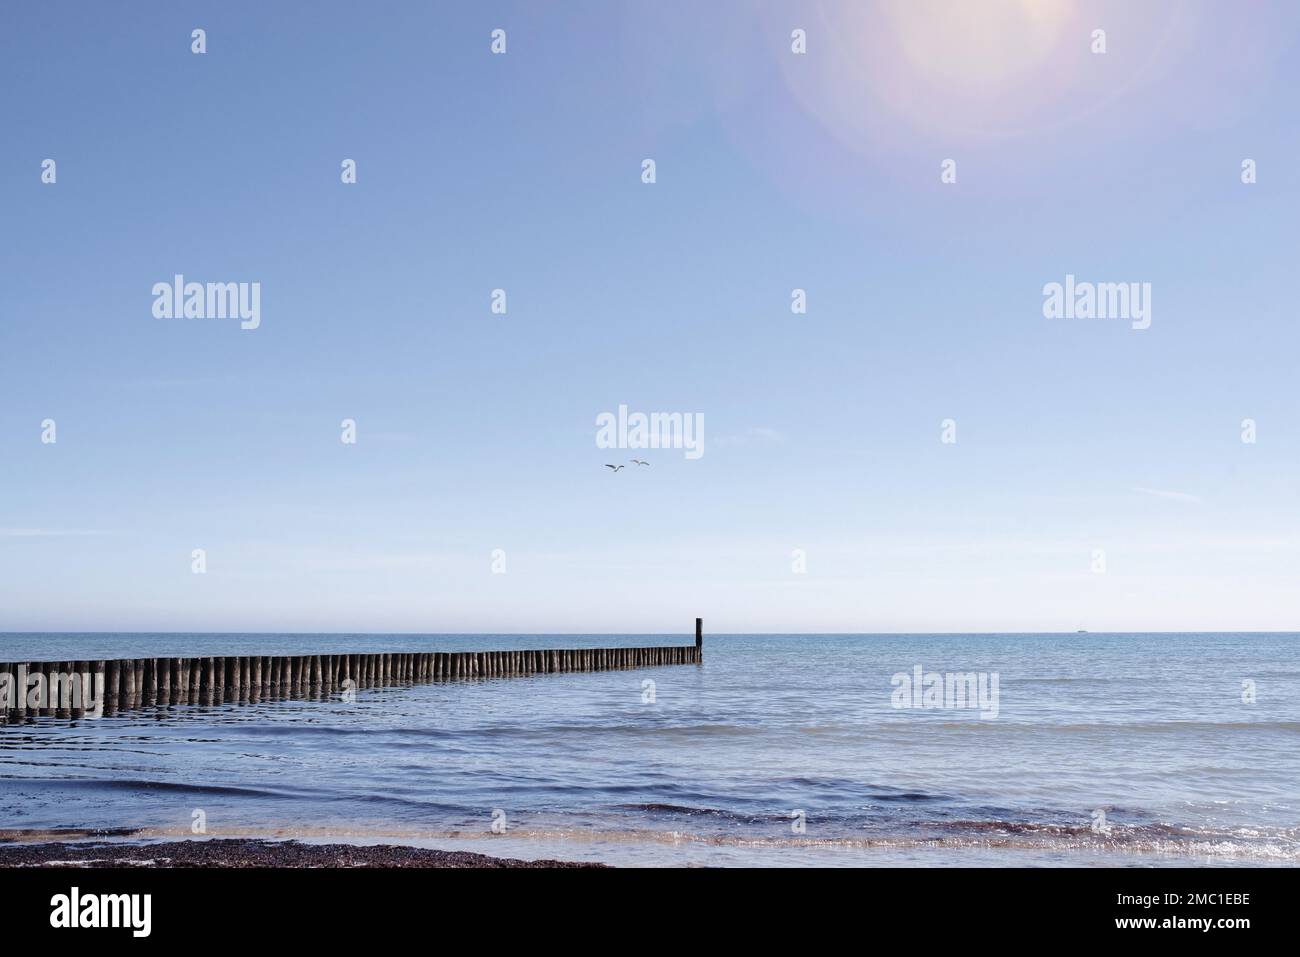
[{"xmin": 1, "ymin": 632, "xmax": 1296, "ymax": 867}]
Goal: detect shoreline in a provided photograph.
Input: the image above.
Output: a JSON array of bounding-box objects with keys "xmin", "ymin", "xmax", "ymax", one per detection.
[{"xmin": 0, "ymin": 838, "xmax": 605, "ymax": 869}]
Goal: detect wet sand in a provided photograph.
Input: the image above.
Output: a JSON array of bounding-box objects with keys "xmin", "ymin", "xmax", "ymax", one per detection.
[{"xmin": 0, "ymin": 838, "xmax": 604, "ymax": 868}]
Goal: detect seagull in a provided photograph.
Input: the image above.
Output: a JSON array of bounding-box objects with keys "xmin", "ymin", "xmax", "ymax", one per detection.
[
  {"xmin": 605, "ymin": 464, "xmax": 624, "ymax": 472},
  {"xmin": 630, "ymin": 459, "xmax": 649, "ymax": 466}
]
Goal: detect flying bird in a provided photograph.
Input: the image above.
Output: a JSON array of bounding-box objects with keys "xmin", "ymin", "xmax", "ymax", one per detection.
[
  {"xmin": 605, "ymin": 464, "xmax": 624, "ymax": 472},
  {"xmin": 630, "ymin": 459, "xmax": 649, "ymax": 466}
]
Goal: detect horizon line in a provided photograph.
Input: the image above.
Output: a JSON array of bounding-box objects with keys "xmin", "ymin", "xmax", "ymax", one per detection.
[{"xmin": 2, "ymin": 629, "xmax": 1297, "ymax": 637}]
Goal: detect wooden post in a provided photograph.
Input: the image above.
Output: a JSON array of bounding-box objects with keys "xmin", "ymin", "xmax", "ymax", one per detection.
[
  {"xmin": 99, "ymin": 660, "xmax": 115, "ymax": 716},
  {"xmin": 91, "ymin": 660, "xmax": 106, "ymax": 717},
  {"xmin": 69, "ymin": 660, "xmax": 86, "ymax": 719},
  {"xmin": 696, "ymin": 617, "xmax": 703, "ymax": 662},
  {"xmin": 134, "ymin": 659, "xmax": 149, "ymax": 707},
  {"xmin": 176, "ymin": 658, "xmax": 189, "ymax": 702},
  {"xmin": 52, "ymin": 662, "xmax": 70, "ymax": 718},
  {"xmin": 121, "ymin": 659, "xmax": 136, "ymax": 712},
  {"xmin": 156, "ymin": 657, "xmax": 170, "ymax": 703},
  {"xmin": 37, "ymin": 665, "xmax": 50, "ymax": 717},
  {"xmin": 22, "ymin": 662, "xmax": 35, "ymax": 717}
]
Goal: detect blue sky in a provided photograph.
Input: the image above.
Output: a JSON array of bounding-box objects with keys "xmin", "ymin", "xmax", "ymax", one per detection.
[{"xmin": 2, "ymin": 1, "xmax": 1298, "ymax": 633}]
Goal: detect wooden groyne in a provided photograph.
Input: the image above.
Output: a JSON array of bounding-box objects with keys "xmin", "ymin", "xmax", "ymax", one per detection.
[{"xmin": 0, "ymin": 619, "xmax": 704, "ymax": 722}]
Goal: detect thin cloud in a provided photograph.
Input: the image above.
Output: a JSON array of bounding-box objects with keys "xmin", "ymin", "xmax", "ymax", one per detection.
[
  {"xmin": 1133, "ymin": 487, "xmax": 1203, "ymax": 505},
  {"xmin": 0, "ymin": 528, "xmax": 121, "ymax": 538}
]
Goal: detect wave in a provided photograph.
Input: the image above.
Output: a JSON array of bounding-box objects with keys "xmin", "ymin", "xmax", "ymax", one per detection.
[
  {"xmin": 0, "ymin": 777, "xmax": 308, "ymax": 800},
  {"xmin": 0, "ymin": 826, "xmax": 141, "ymax": 842},
  {"xmin": 17, "ymin": 822, "xmax": 1293, "ymax": 862},
  {"xmin": 1030, "ymin": 721, "xmax": 1300, "ymax": 733}
]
